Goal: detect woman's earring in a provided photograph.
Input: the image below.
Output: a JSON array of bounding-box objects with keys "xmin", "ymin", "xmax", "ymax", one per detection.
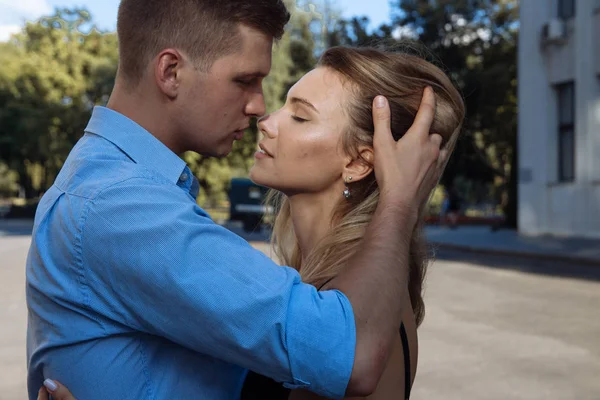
[{"xmin": 343, "ymin": 176, "xmax": 352, "ymax": 199}]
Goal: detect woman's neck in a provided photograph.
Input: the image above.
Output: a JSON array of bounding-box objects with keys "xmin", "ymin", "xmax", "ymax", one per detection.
[{"xmin": 288, "ymin": 190, "xmax": 340, "ymax": 264}]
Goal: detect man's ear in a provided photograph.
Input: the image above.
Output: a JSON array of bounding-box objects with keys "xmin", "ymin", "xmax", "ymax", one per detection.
[
  {"xmin": 154, "ymin": 48, "xmax": 182, "ymax": 99},
  {"xmin": 343, "ymin": 146, "xmax": 374, "ymax": 182}
]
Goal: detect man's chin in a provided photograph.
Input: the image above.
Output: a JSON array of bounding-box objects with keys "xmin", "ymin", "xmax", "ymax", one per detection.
[
  {"xmin": 198, "ymin": 145, "xmax": 233, "ymax": 158},
  {"xmin": 197, "ymin": 151, "xmax": 227, "ymax": 158}
]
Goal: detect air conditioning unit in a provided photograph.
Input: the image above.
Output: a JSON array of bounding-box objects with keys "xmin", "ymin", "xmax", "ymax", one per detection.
[{"xmin": 541, "ymin": 19, "xmax": 567, "ymax": 45}]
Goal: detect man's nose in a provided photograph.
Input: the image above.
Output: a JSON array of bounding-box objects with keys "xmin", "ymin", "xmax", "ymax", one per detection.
[{"xmin": 245, "ymin": 91, "xmax": 266, "ymax": 118}]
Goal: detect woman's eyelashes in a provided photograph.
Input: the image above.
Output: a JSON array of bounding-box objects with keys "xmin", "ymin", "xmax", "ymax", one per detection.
[{"xmin": 291, "ymin": 115, "xmax": 308, "ymax": 123}]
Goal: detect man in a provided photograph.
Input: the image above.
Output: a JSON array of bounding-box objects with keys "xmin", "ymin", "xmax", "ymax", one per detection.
[{"xmin": 27, "ymin": 1, "xmax": 445, "ymax": 399}]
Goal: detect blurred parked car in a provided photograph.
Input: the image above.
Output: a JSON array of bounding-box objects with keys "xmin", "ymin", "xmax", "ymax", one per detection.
[{"xmin": 228, "ymin": 178, "xmax": 272, "ymax": 232}]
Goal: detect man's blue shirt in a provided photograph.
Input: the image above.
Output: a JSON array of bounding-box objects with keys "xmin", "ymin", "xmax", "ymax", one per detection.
[{"xmin": 26, "ymin": 106, "xmax": 356, "ymax": 399}]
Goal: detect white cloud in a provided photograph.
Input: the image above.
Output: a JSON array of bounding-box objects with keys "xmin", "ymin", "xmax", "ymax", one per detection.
[
  {"xmin": 0, "ymin": 24, "xmax": 21, "ymax": 41},
  {"xmin": 0, "ymin": 0, "xmax": 51, "ymax": 18},
  {"xmin": 0, "ymin": 0, "xmax": 51, "ymax": 41}
]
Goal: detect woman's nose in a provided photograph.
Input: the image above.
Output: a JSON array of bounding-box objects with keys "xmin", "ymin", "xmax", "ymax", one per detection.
[{"xmin": 258, "ymin": 114, "xmax": 277, "ymax": 139}]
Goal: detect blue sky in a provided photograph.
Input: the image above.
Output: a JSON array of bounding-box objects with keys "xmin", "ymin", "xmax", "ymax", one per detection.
[{"xmin": 0, "ymin": 0, "xmax": 392, "ymax": 41}]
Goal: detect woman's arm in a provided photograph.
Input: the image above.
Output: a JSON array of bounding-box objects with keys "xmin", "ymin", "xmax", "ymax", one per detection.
[{"xmin": 37, "ymin": 380, "xmax": 76, "ymax": 400}]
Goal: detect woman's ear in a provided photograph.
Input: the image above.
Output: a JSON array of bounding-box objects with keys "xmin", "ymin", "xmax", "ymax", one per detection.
[{"xmin": 343, "ymin": 146, "xmax": 374, "ymax": 182}]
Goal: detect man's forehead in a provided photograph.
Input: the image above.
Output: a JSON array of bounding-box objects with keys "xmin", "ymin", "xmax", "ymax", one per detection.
[
  {"xmin": 212, "ymin": 48, "xmax": 271, "ymax": 76},
  {"xmin": 234, "ymin": 25, "xmax": 273, "ymax": 70}
]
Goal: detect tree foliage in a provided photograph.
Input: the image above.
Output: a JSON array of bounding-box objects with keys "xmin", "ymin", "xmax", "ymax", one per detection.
[
  {"xmin": 0, "ymin": 2, "xmax": 518, "ymax": 225},
  {"xmin": 322, "ymin": 0, "xmax": 518, "ymax": 224},
  {"xmin": 0, "ymin": 8, "xmax": 118, "ymax": 198},
  {"xmin": 391, "ymin": 0, "xmax": 519, "ymax": 224}
]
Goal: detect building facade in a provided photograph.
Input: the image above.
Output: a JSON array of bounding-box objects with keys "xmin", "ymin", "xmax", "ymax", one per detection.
[{"xmin": 518, "ymin": 0, "xmax": 600, "ymax": 238}]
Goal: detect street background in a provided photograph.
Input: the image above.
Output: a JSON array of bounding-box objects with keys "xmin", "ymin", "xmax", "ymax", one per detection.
[
  {"xmin": 2, "ymin": 0, "xmax": 600, "ymax": 399},
  {"xmin": 2, "ymin": 220, "xmax": 600, "ymax": 399}
]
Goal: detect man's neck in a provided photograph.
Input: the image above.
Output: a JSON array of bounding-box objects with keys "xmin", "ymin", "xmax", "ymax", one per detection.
[
  {"xmin": 288, "ymin": 188, "xmax": 340, "ymax": 264},
  {"xmin": 106, "ymin": 79, "xmax": 183, "ymax": 154}
]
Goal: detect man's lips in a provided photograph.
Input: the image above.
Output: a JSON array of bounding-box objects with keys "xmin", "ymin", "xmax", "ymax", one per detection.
[{"xmin": 233, "ymin": 126, "xmax": 250, "ymax": 140}]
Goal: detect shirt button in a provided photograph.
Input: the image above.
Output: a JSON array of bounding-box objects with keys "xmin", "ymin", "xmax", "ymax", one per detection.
[{"xmin": 180, "ymin": 172, "xmax": 189, "ymax": 182}]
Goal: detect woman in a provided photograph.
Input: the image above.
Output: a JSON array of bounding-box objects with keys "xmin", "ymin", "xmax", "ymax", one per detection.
[{"xmin": 38, "ymin": 45, "xmax": 464, "ymax": 400}]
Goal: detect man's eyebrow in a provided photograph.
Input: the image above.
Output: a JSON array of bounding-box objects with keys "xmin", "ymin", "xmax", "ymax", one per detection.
[
  {"xmin": 236, "ymin": 71, "xmax": 267, "ymax": 79},
  {"xmin": 290, "ymin": 97, "xmax": 319, "ymax": 114}
]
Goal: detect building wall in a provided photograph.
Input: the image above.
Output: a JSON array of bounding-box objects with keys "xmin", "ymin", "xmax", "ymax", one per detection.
[{"xmin": 518, "ymin": 0, "xmax": 600, "ymax": 238}]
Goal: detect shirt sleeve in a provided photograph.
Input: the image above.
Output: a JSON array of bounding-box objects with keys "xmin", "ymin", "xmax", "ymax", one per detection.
[{"xmin": 79, "ymin": 177, "xmax": 355, "ymax": 399}]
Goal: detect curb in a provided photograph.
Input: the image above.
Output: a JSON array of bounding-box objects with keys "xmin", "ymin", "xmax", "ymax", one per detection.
[{"xmin": 428, "ymin": 241, "xmax": 600, "ymax": 267}]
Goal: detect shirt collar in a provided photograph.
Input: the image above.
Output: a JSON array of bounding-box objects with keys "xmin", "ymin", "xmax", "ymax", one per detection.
[{"xmin": 84, "ymin": 106, "xmax": 187, "ymax": 185}]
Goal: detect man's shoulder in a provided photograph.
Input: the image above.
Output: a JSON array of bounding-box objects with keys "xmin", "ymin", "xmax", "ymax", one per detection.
[{"xmin": 57, "ymin": 135, "xmax": 173, "ymax": 201}]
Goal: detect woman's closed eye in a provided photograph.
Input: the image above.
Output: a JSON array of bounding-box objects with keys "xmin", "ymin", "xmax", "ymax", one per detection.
[{"xmin": 291, "ymin": 115, "xmax": 308, "ymax": 123}]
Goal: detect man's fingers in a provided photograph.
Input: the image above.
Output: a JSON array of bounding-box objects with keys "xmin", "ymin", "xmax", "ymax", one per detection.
[
  {"xmin": 372, "ymin": 95, "xmax": 393, "ymax": 147},
  {"xmin": 422, "ymin": 147, "xmax": 447, "ymax": 191},
  {"xmin": 437, "ymin": 148, "xmax": 449, "ymax": 169},
  {"xmin": 412, "ymin": 87, "xmax": 437, "ymax": 139},
  {"xmin": 430, "ymin": 133, "xmax": 443, "ymax": 148},
  {"xmin": 427, "ymin": 148, "xmax": 449, "ymax": 192}
]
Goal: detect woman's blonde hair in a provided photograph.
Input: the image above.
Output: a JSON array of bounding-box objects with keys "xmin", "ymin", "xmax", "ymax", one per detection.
[{"xmin": 267, "ymin": 46, "xmax": 465, "ymax": 327}]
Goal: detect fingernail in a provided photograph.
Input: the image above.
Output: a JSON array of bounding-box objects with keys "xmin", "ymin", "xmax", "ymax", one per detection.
[
  {"xmin": 375, "ymin": 96, "xmax": 386, "ymax": 108},
  {"xmin": 44, "ymin": 379, "xmax": 57, "ymax": 392}
]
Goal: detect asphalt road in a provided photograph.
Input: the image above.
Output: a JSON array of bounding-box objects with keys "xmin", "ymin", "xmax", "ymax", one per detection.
[{"xmin": 1, "ymin": 220, "xmax": 599, "ymax": 399}]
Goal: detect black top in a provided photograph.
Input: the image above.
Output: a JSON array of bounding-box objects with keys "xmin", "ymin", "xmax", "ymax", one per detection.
[
  {"xmin": 399, "ymin": 322, "xmax": 413, "ymax": 400},
  {"xmin": 241, "ymin": 323, "xmax": 413, "ymax": 399}
]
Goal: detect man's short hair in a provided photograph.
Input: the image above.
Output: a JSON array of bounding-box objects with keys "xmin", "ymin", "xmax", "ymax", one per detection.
[{"xmin": 116, "ymin": 0, "xmax": 291, "ymax": 86}]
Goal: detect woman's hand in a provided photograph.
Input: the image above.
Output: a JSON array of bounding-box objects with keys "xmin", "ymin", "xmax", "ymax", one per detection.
[{"xmin": 37, "ymin": 379, "xmax": 77, "ymax": 400}]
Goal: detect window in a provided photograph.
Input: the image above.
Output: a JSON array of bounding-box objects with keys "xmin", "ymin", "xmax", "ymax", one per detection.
[
  {"xmin": 557, "ymin": 82, "xmax": 575, "ymax": 182},
  {"xmin": 558, "ymin": 0, "xmax": 575, "ymax": 19}
]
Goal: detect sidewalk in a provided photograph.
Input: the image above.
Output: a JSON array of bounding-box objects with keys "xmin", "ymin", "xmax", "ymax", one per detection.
[
  {"xmin": 3, "ymin": 219, "xmax": 599, "ymax": 265},
  {"xmin": 425, "ymin": 225, "xmax": 600, "ymax": 265}
]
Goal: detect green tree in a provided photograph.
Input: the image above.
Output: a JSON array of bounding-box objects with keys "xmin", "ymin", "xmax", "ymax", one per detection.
[
  {"xmin": 0, "ymin": 4, "xmax": 321, "ymax": 207},
  {"xmin": 0, "ymin": 162, "xmax": 19, "ymax": 197},
  {"xmin": 0, "ymin": 8, "xmax": 118, "ymax": 198},
  {"xmin": 323, "ymin": 0, "xmax": 518, "ymax": 223},
  {"xmin": 390, "ymin": 0, "xmax": 519, "ymax": 225}
]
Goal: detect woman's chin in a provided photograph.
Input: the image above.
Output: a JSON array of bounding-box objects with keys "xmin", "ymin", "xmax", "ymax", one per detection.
[
  {"xmin": 248, "ymin": 168, "xmax": 267, "ymax": 187},
  {"xmin": 249, "ymin": 169, "xmax": 283, "ymax": 193}
]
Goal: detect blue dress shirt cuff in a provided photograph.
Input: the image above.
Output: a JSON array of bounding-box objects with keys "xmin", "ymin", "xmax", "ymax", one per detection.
[{"xmin": 283, "ymin": 287, "xmax": 356, "ymax": 399}]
